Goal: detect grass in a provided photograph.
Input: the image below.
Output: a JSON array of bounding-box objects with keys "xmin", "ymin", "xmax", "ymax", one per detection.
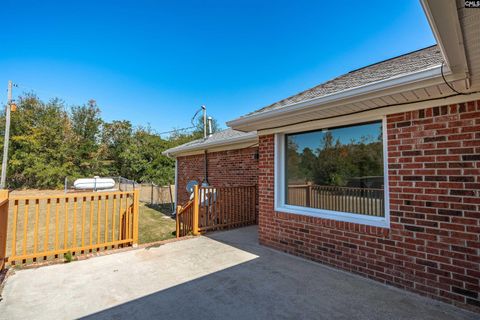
[
  {"xmin": 138, "ymin": 202, "xmax": 176, "ymax": 243},
  {"xmin": 4, "ymin": 189, "xmax": 176, "ymax": 264}
]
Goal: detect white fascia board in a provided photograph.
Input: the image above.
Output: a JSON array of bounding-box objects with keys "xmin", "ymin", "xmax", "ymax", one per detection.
[
  {"xmin": 227, "ymin": 65, "xmax": 446, "ymax": 130},
  {"xmin": 163, "ymin": 133, "xmax": 258, "ymax": 158}
]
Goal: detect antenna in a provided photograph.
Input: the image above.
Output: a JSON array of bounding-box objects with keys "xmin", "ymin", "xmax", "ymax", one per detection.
[{"xmin": 201, "ymin": 105, "xmax": 207, "ymax": 139}]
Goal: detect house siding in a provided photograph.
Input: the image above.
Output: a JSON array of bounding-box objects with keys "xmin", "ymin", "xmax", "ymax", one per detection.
[
  {"xmin": 176, "ymin": 147, "xmax": 259, "ymax": 206},
  {"xmin": 258, "ymin": 100, "xmax": 480, "ymax": 312}
]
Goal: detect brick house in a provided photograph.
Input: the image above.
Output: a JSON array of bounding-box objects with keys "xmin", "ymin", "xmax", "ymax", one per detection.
[
  {"xmin": 163, "ymin": 129, "xmax": 258, "ymax": 208},
  {"xmin": 165, "ymin": 1, "xmax": 480, "ymax": 312}
]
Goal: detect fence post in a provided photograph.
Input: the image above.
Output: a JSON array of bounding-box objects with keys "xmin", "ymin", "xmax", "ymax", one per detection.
[
  {"xmin": 0, "ymin": 190, "xmax": 9, "ymax": 271},
  {"xmin": 150, "ymin": 182, "xmax": 154, "ymax": 205},
  {"xmin": 306, "ymin": 184, "xmax": 311, "ymax": 207},
  {"xmin": 193, "ymin": 185, "xmax": 199, "ymax": 235},
  {"xmin": 132, "ymin": 189, "xmax": 140, "ymax": 246},
  {"xmin": 176, "ymin": 205, "xmax": 181, "ymax": 238}
]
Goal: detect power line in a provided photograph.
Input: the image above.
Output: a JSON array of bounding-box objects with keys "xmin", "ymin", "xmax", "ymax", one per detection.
[{"xmin": 157, "ymin": 126, "xmax": 196, "ymax": 136}]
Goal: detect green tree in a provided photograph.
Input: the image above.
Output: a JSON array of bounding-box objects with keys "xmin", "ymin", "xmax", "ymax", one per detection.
[
  {"xmin": 0, "ymin": 93, "xmax": 222, "ymax": 189},
  {"xmin": 69, "ymin": 100, "xmax": 104, "ymax": 177},
  {"xmin": 1, "ymin": 94, "xmax": 73, "ymax": 188},
  {"xmin": 100, "ymin": 120, "xmax": 133, "ymax": 177}
]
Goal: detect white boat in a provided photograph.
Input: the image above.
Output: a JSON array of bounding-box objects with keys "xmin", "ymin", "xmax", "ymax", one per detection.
[{"xmin": 73, "ymin": 176, "xmax": 116, "ymax": 190}]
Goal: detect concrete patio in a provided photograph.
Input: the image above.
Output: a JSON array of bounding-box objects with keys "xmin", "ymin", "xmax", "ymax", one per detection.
[{"xmin": 0, "ymin": 226, "xmax": 477, "ymax": 320}]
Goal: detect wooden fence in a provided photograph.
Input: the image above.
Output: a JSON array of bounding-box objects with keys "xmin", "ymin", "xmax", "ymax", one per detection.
[
  {"xmin": 176, "ymin": 185, "xmax": 257, "ymax": 237},
  {"xmin": 0, "ymin": 190, "xmax": 139, "ymax": 268},
  {"xmin": 138, "ymin": 183, "xmax": 174, "ymax": 207},
  {"xmin": 288, "ymin": 184, "xmax": 384, "ymax": 216}
]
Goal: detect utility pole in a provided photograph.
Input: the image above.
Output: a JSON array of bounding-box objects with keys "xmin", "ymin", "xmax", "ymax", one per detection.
[{"xmin": 1, "ymin": 81, "xmax": 13, "ymax": 189}]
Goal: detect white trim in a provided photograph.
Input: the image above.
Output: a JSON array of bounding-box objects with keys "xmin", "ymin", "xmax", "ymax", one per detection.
[
  {"xmin": 381, "ymin": 116, "xmax": 391, "ymax": 228},
  {"xmin": 173, "ymin": 158, "xmax": 178, "ymax": 213},
  {"xmin": 163, "ymin": 132, "xmax": 257, "ymax": 157},
  {"xmin": 273, "ymin": 119, "xmax": 390, "ymax": 228},
  {"xmin": 228, "ymin": 65, "xmax": 447, "ymax": 129},
  {"xmin": 169, "ymin": 141, "xmax": 259, "ymax": 158}
]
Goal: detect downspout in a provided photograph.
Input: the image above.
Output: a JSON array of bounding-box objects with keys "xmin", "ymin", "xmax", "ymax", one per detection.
[
  {"xmin": 203, "ymin": 117, "xmax": 213, "ymax": 185},
  {"xmin": 202, "ymin": 105, "xmax": 209, "ymax": 185},
  {"xmin": 204, "ymin": 150, "xmax": 208, "ymax": 185}
]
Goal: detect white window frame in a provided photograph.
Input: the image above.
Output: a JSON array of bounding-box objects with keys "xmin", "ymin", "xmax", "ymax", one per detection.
[{"xmin": 274, "ymin": 117, "xmax": 390, "ymax": 228}]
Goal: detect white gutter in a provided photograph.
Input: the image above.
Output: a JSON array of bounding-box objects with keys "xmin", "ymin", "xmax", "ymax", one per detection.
[
  {"xmin": 163, "ymin": 131, "xmax": 258, "ymax": 157},
  {"xmin": 420, "ymin": 0, "xmax": 469, "ymax": 79},
  {"xmin": 227, "ymin": 64, "xmax": 455, "ymax": 129}
]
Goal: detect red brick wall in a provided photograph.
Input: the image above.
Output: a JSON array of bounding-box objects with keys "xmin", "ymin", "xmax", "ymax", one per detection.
[
  {"xmin": 177, "ymin": 147, "xmax": 258, "ymax": 205},
  {"xmin": 258, "ymin": 100, "xmax": 480, "ymax": 312}
]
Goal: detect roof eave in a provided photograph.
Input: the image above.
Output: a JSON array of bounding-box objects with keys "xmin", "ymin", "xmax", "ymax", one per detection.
[
  {"xmin": 420, "ymin": 0, "xmax": 469, "ymax": 79},
  {"xmin": 227, "ymin": 64, "xmax": 450, "ymax": 131},
  {"xmin": 162, "ymin": 133, "xmax": 258, "ymax": 158}
]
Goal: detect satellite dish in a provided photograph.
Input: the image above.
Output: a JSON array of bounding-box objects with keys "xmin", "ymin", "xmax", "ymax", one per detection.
[{"xmin": 186, "ymin": 180, "xmax": 198, "ymax": 194}]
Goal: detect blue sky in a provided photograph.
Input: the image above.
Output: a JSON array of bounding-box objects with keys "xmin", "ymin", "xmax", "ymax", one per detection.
[{"xmin": 0, "ymin": 0, "xmax": 435, "ymax": 134}]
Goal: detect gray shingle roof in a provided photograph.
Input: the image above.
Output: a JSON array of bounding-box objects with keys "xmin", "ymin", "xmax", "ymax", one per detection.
[
  {"xmin": 163, "ymin": 128, "xmax": 257, "ymax": 156},
  {"xmin": 245, "ymin": 45, "xmax": 443, "ymax": 117}
]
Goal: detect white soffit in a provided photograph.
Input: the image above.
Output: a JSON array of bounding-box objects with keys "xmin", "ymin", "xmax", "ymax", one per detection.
[{"xmin": 230, "ymin": 74, "xmax": 468, "ymax": 132}]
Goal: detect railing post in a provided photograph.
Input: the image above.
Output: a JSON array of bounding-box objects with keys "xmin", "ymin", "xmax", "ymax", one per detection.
[
  {"xmin": 193, "ymin": 185, "xmax": 199, "ymax": 235},
  {"xmin": 306, "ymin": 184, "xmax": 311, "ymax": 207},
  {"xmin": 176, "ymin": 205, "xmax": 181, "ymax": 238},
  {"xmin": 0, "ymin": 190, "xmax": 9, "ymax": 271},
  {"xmin": 132, "ymin": 189, "xmax": 140, "ymax": 246}
]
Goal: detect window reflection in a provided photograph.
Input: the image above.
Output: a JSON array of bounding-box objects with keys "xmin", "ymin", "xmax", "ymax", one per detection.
[{"xmin": 285, "ymin": 121, "xmax": 385, "ymax": 216}]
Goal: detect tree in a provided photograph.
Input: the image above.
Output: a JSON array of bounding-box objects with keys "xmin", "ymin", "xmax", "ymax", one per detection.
[
  {"xmin": 100, "ymin": 120, "xmax": 133, "ymax": 177},
  {"xmin": 69, "ymin": 100, "xmax": 104, "ymax": 177},
  {"xmin": 0, "ymin": 93, "xmax": 221, "ymax": 189},
  {"xmin": 1, "ymin": 94, "xmax": 73, "ymax": 188}
]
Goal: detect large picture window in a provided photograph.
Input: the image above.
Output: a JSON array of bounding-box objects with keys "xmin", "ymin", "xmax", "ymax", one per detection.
[{"xmin": 283, "ymin": 121, "xmax": 386, "ymax": 220}]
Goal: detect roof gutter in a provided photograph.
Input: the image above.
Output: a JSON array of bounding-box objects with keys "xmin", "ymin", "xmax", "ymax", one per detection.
[
  {"xmin": 162, "ymin": 132, "xmax": 258, "ymax": 158},
  {"xmin": 420, "ymin": 0, "xmax": 470, "ymax": 81},
  {"xmin": 227, "ymin": 64, "xmax": 451, "ymax": 130}
]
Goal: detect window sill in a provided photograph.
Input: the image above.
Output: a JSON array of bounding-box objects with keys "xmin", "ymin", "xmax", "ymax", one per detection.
[{"xmin": 274, "ymin": 204, "xmax": 390, "ymax": 228}]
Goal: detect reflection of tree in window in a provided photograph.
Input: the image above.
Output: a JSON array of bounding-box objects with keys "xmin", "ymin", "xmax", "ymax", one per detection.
[
  {"xmin": 287, "ymin": 123, "xmax": 383, "ymax": 188},
  {"xmin": 285, "ymin": 122, "xmax": 385, "ymax": 217}
]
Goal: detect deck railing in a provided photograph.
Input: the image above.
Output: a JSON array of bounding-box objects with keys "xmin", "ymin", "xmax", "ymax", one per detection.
[
  {"xmin": 0, "ymin": 189, "xmax": 139, "ymax": 268},
  {"xmin": 176, "ymin": 200, "xmax": 196, "ymax": 237},
  {"xmin": 176, "ymin": 185, "xmax": 257, "ymax": 237},
  {"xmin": 0, "ymin": 191, "xmax": 8, "ymax": 270},
  {"xmin": 288, "ymin": 184, "xmax": 384, "ymax": 216}
]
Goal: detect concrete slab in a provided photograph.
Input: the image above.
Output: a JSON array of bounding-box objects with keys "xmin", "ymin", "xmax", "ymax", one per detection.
[{"xmin": 0, "ymin": 226, "xmax": 477, "ymax": 320}]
